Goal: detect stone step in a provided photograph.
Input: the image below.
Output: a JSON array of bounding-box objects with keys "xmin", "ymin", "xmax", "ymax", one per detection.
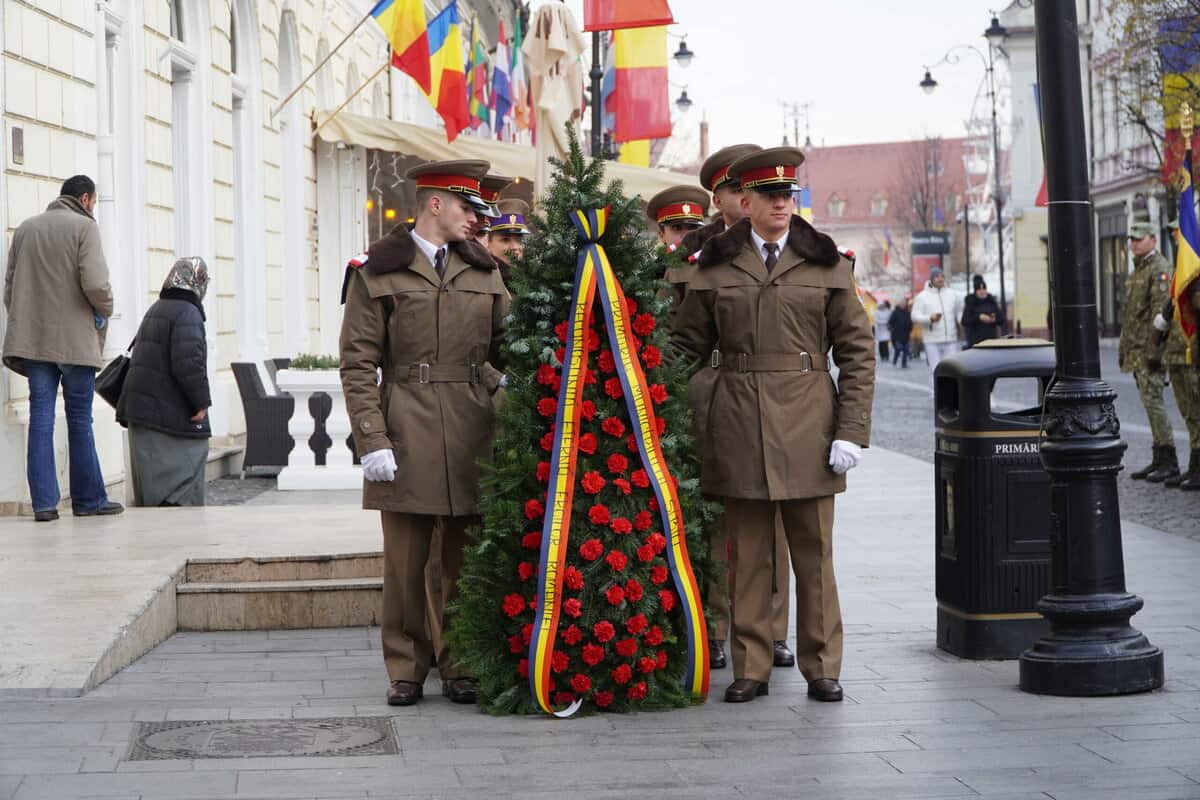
[
  {"xmin": 176, "ymin": 577, "xmax": 382, "ymax": 631},
  {"xmin": 204, "ymin": 444, "xmax": 244, "ymax": 482},
  {"xmin": 185, "ymin": 552, "xmax": 383, "ymax": 583}
]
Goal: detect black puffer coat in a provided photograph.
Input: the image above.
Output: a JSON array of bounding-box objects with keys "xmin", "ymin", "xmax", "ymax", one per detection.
[{"xmin": 116, "ymin": 288, "xmax": 211, "ymax": 438}]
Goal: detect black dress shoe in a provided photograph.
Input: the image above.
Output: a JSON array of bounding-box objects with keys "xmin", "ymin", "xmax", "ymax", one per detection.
[
  {"xmin": 773, "ymin": 640, "xmax": 795, "ymax": 667},
  {"xmin": 807, "ymin": 678, "xmax": 843, "ymax": 702},
  {"xmin": 442, "ymin": 677, "xmax": 478, "ymax": 704},
  {"xmin": 387, "ymin": 680, "xmax": 423, "ymax": 706},
  {"xmin": 33, "ymin": 509, "xmax": 59, "ymax": 522},
  {"xmin": 724, "ymin": 679, "xmax": 768, "ymax": 703},
  {"xmin": 710, "ymin": 639, "xmax": 727, "ymax": 669},
  {"xmin": 73, "ymin": 501, "xmax": 124, "ymax": 517}
]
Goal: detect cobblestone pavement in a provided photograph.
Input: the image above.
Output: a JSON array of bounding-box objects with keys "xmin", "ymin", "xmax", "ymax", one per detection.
[{"xmin": 870, "ymin": 342, "xmax": 1199, "ymax": 541}]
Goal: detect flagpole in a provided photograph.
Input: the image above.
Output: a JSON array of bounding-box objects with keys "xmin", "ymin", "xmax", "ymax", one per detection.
[
  {"xmin": 312, "ymin": 59, "xmax": 390, "ymax": 139},
  {"xmin": 272, "ymin": 5, "xmax": 381, "ymax": 120}
]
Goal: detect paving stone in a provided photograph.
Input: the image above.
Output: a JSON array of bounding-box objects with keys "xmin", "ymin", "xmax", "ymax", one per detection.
[
  {"xmin": 12, "ymin": 770, "xmax": 238, "ymax": 799},
  {"xmin": 956, "ymin": 765, "xmax": 1198, "ymax": 795},
  {"xmin": 881, "ymin": 742, "xmax": 1110, "ymax": 773},
  {"xmin": 1100, "ymin": 721, "xmax": 1200, "ymax": 741},
  {"xmin": 235, "ymin": 765, "xmax": 461, "ymax": 796},
  {"xmin": 1079, "ymin": 737, "xmax": 1200, "ymax": 768}
]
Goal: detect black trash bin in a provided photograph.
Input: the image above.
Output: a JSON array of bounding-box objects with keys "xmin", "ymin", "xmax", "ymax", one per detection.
[{"xmin": 934, "ymin": 339, "xmax": 1055, "ymax": 659}]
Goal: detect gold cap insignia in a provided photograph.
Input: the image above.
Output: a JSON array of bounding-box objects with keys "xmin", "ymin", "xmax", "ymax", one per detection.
[
  {"xmin": 776, "ymin": 166, "xmax": 785, "ymax": 177},
  {"xmin": 509, "ymin": 214, "xmax": 517, "ymax": 224},
  {"xmin": 682, "ymin": 203, "xmax": 692, "ymax": 215}
]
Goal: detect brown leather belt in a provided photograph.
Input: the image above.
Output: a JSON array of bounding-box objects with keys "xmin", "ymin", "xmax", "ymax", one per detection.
[
  {"xmin": 709, "ymin": 351, "xmax": 828, "ymax": 372},
  {"xmin": 384, "ymin": 363, "xmax": 481, "ymax": 384}
]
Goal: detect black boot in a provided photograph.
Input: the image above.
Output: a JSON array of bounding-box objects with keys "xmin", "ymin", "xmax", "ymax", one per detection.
[
  {"xmin": 1130, "ymin": 446, "xmax": 1162, "ymax": 480},
  {"xmin": 1180, "ymin": 449, "xmax": 1200, "ymax": 491},
  {"xmin": 1146, "ymin": 446, "xmax": 1180, "ymax": 483}
]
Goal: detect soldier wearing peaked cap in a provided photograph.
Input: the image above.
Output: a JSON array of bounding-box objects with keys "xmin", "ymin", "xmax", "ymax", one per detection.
[
  {"xmin": 487, "ymin": 198, "xmax": 531, "ymax": 285},
  {"xmin": 647, "ymin": 185, "xmax": 710, "ymax": 249},
  {"xmin": 473, "ymin": 175, "xmax": 511, "ymax": 245},
  {"xmin": 339, "ymin": 158, "xmax": 509, "ymax": 708},
  {"xmin": 671, "ymin": 146, "xmax": 875, "ymax": 704}
]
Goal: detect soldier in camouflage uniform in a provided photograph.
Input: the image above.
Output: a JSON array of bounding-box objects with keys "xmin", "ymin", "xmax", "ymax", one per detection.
[
  {"xmin": 1120, "ymin": 222, "xmax": 1180, "ymax": 482},
  {"xmin": 1153, "ymin": 219, "xmax": 1200, "ymax": 490}
]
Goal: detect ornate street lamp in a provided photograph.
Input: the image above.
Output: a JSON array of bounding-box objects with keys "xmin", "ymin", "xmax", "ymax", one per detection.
[
  {"xmin": 673, "ymin": 38, "xmax": 694, "ymax": 69},
  {"xmin": 675, "ymin": 88, "xmax": 693, "ymax": 113}
]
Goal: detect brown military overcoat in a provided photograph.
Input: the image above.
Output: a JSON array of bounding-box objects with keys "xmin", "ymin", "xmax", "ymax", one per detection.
[
  {"xmin": 340, "ymin": 225, "xmax": 509, "ymax": 516},
  {"xmin": 671, "ymin": 217, "xmax": 875, "ymax": 500}
]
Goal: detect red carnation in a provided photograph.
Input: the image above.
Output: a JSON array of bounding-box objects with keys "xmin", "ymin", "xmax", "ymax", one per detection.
[
  {"xmin": 644, "ymin": 626, "xmax": 664, "ymax": 646},
  {"xmin": 524, "ymin": 499, "xmax": 545, "ymax": 519},
  {"xmin": 612, "ymin": 664, "xmax": 633, "ymax": 685},
  {"xmin": 610, "ymin": 516, "xmax": 633, "ymax": 535},
  {"xmin": 537, "ymin": 397, "xmax": 558, "ymax": 418},
  {"xmin": 502, "ymin": 593, "xmax": 526, "ymax": 617},
  {"xmin": 536, "ymin": 364, "xmax": 558, "ymax": 386},
  {"xmin": 615, "ymin": 637, "xmax": 638, "ymax": 657},
  {"xmin": 571, "ymin": 673, "xmax": 593, "ymax": 693},
  {"xmin": 604, "ymin": 377, "xmax": 624, "ymax": 399},
  {"xmin": 647, "ymin": 533, "xmax": 667, "ymax": 553},
  {"xmin": 607, "ymin": 453, "xmax": 629, "ymax": 474},
  {"xmin": 553, "ymin": 691, "xmax": 576, "ymax": 706},
  {"xmin": 626, "ymin": 435, "xmax": 640, "ymax": 454},
  {"xmin": 583, "ymin": 368, "xmax": 597, "ymax": 385},
  {"xmin": 655, "ymin": 417, "xmax": 666, "ymax": 436},
  {"xmin": 580, "ymin": 538, "xmax": 604, "ymax": 561},
  {"xmin": 593, "ymin": 620, "xmax": 616, "ymax": 642},
  {"xmin": 564, "ymin": 565, "xmax": 584, "ymax": 591},
  {"xmin": 563, "ymin": 598, "xmax": 582, "ymax": 618},
  {"xmin": 636, "ymin": 544, "xmax": 655, "ymax": 562},
  {"xmin": 598, "ymin": 350, "xmax": 616, "ymax": 373},
  {"xmin": 518, "ymin": 562, "xmax": 535, "ymax": 581},
  {"xmin": 594, "ymin": 690, "xmax": 614, "ymax": 708},
  {"xmin": 633, "ymin": 511, "xmax": 653, "ymax": 531},
  {"xmin": 578, "ymin": 432, "xmax": 598, "ymax": 455},
  {"xmin": 521, "ymin": 623, "xmax": 533, "ymax": 644},
  {"xmin": 580, "ymin": 400, "xmax": 597, "ymax": 420},
  {"xmin": 624, "ymin": 579, "xmax": 644, "ymax": 602},
  {"xmin": 659, "ymin": 590, "xmax": 676, "ymax": 611},
  {"xmin": 641, "ymin": 345, "xmax": 663, "ymax": 369},
  {"xmin": 612, "ymin": 478, "xmax": 632, "ymax": 495},
  {"xmin": 554, "ymin": 347, "xmax": 566, "ymax": 364},
  {"xmin": 627, "ymin": 681, "xmax": 648, "ymax": 701},
  {"xmin": 581, "ymin": 643, "xmax": 605, "ymax": 667},
  {"xmin": 606, "ymin": 550, "xmax": 628, "ymax": 572},
  {"xmin": 551, "ymin": 650, "xmax": 569, "ymax": 673},
  {"xmin": 649, "ymin": 384, "xmax": 668, "ymax": 404},
  {"xmin": 657, "ymin": 650, "xmax": 668, "ymax": 669},
  {"xmin": 631, "ymin": 469, "xmax": 650, "ymax": 489},
  {"xmin": 540, "ymin": 432, "xmax": 555, "ymax": 451},
  {"xmin": 601, "ymin": 417, "xmax": 626, "ymax": 438},
  {"xmin": 521, "ymin": 532, "xmax": 542, "ymax": 550},
  {"xmin": 586, "ymin": 329, "xmax": 601, "ymax": 351},
  {"xmin": 518, "ymin": 658, "xmax": 529, "ymax": 678},
  {"xmin": 626, "ymin": 613, "xmax": 648, "ymax": 634},
  {"xmin": 632, "ymin": 313, "xmax": 656, "ymax": 336},
  {"xmin": 624, "ymin": 296, "xmax": 638, "ymax": 315},
  {"xmin": 554, "ymin": 321, "xmax": 569, "ymax": 342},
  {"xmin": 562, "ymin": 624, "xmax": 583, "ymax": 645},
  {"xmin": 588, "ymin": 505, "xmax": 611, "ymax": 525},
  {"xmin": 509, "ymin": 634, "xmax": 523, "ymax": 653},
  {"xmin": 605, "ymin": 584, "xmax": 626, "ymax": 605},
  {"xmin": 536, "ymin": 461, "xmax": 551, "ymax": 482},
  {"xmin": 648, "ymin": 496, "xmax": 659, "ymax": 512},
  {"xmin": 581, "ymin": 471, "xmax": 606, "ymax": 494},
  {"xmin": 650, "ymin": 565, "xmax": 669, "ymax": 585},
  {"xmin": 638, "ymin": 656, "xmax": 657, "ymax": 674}
]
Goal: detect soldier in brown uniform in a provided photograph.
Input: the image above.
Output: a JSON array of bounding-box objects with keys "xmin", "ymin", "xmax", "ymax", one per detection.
[
  {"xmin": 486, "ymin": 199, "xmax": 530, "ymax": 286},
  {"xmin": 473, "ymin": 174, "xmax": 512, "ymax": 246},
  {"xmin": 672, "ymin": 147, "xmax": 875, "ymax": 703},
  {"xmin": 646, "ymin": 185, "xmax": 709, "ymax": 249},
  {"xmin": 340, "ymin": 160, "xmax": 509, "ymax": 707}
]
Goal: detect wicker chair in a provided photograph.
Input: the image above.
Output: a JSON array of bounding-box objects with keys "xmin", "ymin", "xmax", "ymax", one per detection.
[{"xmin": 231, "ymin": 362, "xmax": 295, "ymax": 473}]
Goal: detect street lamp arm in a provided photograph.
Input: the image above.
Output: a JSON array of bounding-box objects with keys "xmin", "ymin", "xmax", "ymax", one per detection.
[{"xmin": 923, "ymin": 43, "xmax": 990, "ymax": 75}]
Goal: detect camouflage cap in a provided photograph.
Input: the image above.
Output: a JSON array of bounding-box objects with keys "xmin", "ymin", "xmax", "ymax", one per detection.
[
  {"xmin": 1166, "ymin": 218, "xmax": 1180, "ymax": 230},
  {"xmin": 1128, "ymin": 222, "xmax": 1157, "ymax": 239}
]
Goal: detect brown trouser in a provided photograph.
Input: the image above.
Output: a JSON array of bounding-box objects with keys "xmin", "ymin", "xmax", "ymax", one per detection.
[
  {"xmin": 380, "ymin": 511, "xmax": 474, "ymax": 683},
  {"xmin": 723, "ymin": 495, "xmax": 841, "ymax": 683},
  {"xmin": 707, "ymin": 512, "xmax": 790, "ymax": 642}
]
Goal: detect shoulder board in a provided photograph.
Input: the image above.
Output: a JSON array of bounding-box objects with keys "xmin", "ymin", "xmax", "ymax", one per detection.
[{"xmin": 347, "ymin": 252, "xmax": 368, "ymax": 268}]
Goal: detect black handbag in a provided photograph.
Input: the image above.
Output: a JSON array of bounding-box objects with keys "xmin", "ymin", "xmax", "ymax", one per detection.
[{"xmin": 95, "ymin": 339, "xmax": 134, "ymax": 409}]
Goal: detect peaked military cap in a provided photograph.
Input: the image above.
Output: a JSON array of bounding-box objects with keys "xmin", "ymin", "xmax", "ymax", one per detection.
[
  {"xmin": 699, "ymin": 143, "xmax": 763, "ymax": 192},
  {"xmin": 480, "ymin": 174, "xmax": 513, "ymax": 205},
  {"xmin": 729, "ymin": 146, "xmax": 805, "ymax": 193},
  {"xmin": 407, "ymin": 159, "xmax": 496, "ymax": 215},
  {"xmin": 489, "ymin": 199, "xmax": 531, "ymax": 235},
  {"xmin": 646, "ymin": 185, "xmax": 710, "ymax": 227}
]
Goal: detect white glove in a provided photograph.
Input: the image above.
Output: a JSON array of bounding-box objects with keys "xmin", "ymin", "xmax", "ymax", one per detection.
[
  {"xmin": 829, "ymin": 440, "xmax": 862, "ymax": 475},
  {"xmin": 1153, "ymin": 313, "xmax": 1169, "ymax": 332},
  {"xmin": 361, "ymin": 448, "xmax": 397, "ymax": 482},
  {"xmin": 499, "ymin": 374, "xmax": 509, "ymax": 388}
]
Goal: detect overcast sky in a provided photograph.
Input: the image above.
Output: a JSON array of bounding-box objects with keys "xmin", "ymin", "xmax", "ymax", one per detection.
[{"xmin": 546, "ymin": 0, "xmax": 1009, "ymax": 155}]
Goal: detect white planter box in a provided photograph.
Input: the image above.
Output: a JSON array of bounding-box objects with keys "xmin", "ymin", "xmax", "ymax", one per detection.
[{"xmin": 273, "ymin": 368, "xmax": 361, "ymax": 491}]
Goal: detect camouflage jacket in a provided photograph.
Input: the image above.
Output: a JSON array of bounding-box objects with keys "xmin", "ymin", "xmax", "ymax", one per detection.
[{"xmin": 1119, "ymin": 250, "xmax": 1172, "ymax": 372}]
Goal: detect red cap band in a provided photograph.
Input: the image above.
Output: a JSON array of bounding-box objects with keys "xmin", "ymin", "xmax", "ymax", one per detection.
[
  {"xmin": 415, "ymin": 173, "xmax": 482, "ymax": 196},
  {"xmin": 480, "ymin": 186, "xmax": 503, "ymax": 203},
  {"xmin": 738, "ymin": 165, "xmax": 799, "ymax": 189},
  {"xmin": 656, "ymin": 201, "xmax": 705, "ymax": 224},
  {"xmin": 708, "ymin": 165, "xmax": 732, "ymax": 191}
]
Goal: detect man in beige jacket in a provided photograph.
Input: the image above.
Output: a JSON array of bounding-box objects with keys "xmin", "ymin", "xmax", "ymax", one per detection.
[{"xmin": 3, "ymin": 175, "xmax": 123, "ymax": 522}]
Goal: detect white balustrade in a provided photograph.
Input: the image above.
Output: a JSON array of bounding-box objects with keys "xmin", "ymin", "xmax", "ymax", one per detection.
[{"xmin": 274, "ymin": 369, "xmax": 361, "ymax": 490}]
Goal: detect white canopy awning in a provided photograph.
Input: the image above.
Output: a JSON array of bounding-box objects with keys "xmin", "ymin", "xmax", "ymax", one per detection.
[{"xmin": 313, "ymin": 111, "xmax": 700, "ymax": 200}]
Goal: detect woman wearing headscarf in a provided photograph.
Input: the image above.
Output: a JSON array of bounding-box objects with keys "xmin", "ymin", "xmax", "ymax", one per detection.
[{"xmin": 117, "ymin": 257, "xmax": 211, "ymax": 506}]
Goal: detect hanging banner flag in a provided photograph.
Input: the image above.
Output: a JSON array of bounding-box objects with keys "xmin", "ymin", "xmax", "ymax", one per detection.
[
  {"xmin": 422, "ymin": 1, "xmax": 470, "ymax": 142},
  {"xmin": 619, "ymin": 139, "xmax": 651, "ymax": 167},
  {"xmin": 1171, "ymin": 107, "xmax": 1200, "ymax": 349},
  {"xmin": 1032, "ymin": 84, "xmax": 1048, "ymax": 207},
  {"xmin": 371, "ymin": 0, "xmax": 431, "ymax": 93},
  {"xmin": 511, "ymin": 13, "xmax": 531, "ymax": 132},
  {"xmin": 491, "ymin": 20, "xmax": 513, "ymax": 138},
  {"xmin": 611, "ymin": 26, "xmax": 670, "ymax": 143},
  {"xmin": 1159, "ymin": 17, "xmax": 1200, "ymax": 185},
  {"xmin": 583, "ymin": 0, "xmax": 673, "ymax": 32}
]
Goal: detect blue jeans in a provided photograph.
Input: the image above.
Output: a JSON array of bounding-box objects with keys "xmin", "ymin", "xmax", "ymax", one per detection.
[{"xmin": 25, "ymin": 361, "xmax": 109, "ymax": 513}]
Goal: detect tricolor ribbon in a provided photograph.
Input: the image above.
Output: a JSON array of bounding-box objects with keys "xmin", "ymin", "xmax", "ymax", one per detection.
[{"xmin": 528, "ymin": 207, "xmax": 709, "ymax": 716}]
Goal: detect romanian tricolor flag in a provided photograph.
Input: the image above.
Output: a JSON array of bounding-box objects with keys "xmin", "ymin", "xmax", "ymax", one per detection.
[
  {"xmin": 466, "ymin": 15, "xmax": 489, "ymax": 130},
  {"xmin": 611, "ymin": 26, "xmax": 670, "ymax": 143},
  {"xmin": 1171, "ymin": 143, "xmax": 1200, "ymax": 345},
  {"xmin": 371, "ymin": 0, "xmax": 430, "ymax": 94},
  {"xmin": 423, "ymin": 2, "xmax": 470, "ymax": 142},
  {"xmin": 1159, "ymin": 18, "xmax": 1200, "ymax": 185},
  {"xmin": 618, "ymin": 139, "xmax": 651, "ymax": 167},
  {"xmin": 583, "ymin": 0, "xmax": 673, "ymax": 31}
]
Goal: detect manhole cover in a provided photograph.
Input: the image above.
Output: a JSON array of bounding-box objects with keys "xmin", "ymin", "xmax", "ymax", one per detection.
[{"xmin": 127, "ymin": 718, "xmax": 398, "ymax": 760}]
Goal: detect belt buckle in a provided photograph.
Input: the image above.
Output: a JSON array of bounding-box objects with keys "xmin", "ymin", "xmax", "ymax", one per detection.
[
  {"xmin": 736, "ymin": 353, "xmax": 749, "ymax": 373},
  {"xmin": 798, "ymin": 351, "xmax": 812, "ymax": 373},
  {"xmin": 710, "ymin": 349, "xmax": 722, "ymax": 369},
  {"xmin": 469, "ymin": 363, "xmax": 480, "ymax": 384},
  {"xmin": 418, "ymin": 363, "xmax": 431, "ymax": 384}
]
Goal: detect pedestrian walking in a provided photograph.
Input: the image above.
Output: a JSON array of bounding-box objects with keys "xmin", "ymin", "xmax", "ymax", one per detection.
[
  {"xmin": 1154, "ymin": 219, "xmax": 1200, "ymax": 489},
  {"xmin": 672, "ymin": 146, "xmax": 875, "ymax": 705},
  {"xmin": 340, "ymin": 159, "xmax": 508, "ymax": 707},
  {"xmin": 911, "ymin": 267, "xmax": 963, "ymax": 387},
  {"xmin": 116, "ymin": 258, "xmax": 211, "ymax": 506},
  {"xmin": 873, "ymin": 300, "xmax": 892, "ymax": 362},
  {"xmin": 2, "ymin": 175, "xmax": 123, "ymax": 522},
  {"xmin": 888, "ymin": 299, "xmax": 913, "ymax": 368},
  {"xmin": 961, "ymin": 275, "xmax": 1003, "ymax": 347},
  {"xmin": 1121, "ymin": 222, "xmax": 1179, "ymax": 482}
]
